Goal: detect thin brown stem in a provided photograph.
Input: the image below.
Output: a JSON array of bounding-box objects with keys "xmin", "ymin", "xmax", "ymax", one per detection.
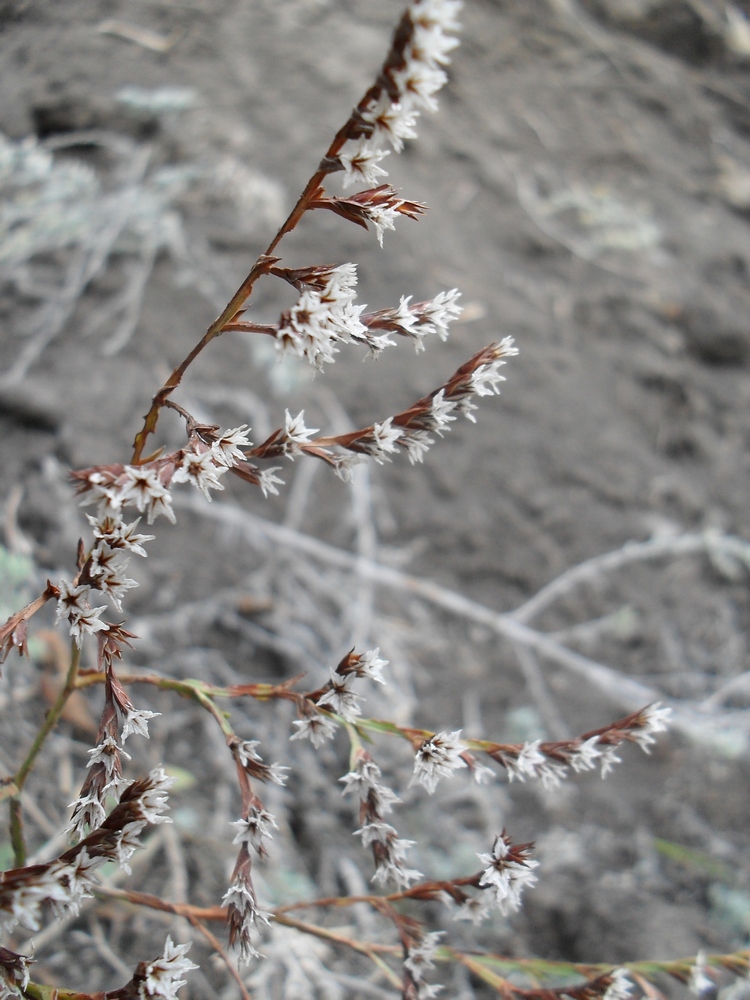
[{"xmin": 129, "ymin": 12, "xmax": 412, "ymax": 463}]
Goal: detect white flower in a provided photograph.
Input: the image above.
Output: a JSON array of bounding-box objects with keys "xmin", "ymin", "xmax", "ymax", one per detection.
[
  {"xmin": 258, "ymin": 467, "xmax": 284, "ymax": 497},
  {"xmin": 266, "ymin": 764, "xmax": 289, "ymax": 786},
  {"xmin": 471, "ymin": 761, "xmax": 496, "ymax": 784},
  {"xmin": 113, "ymin": 820, "xmax": 147, "ymax": 874},
  {"xmin": 290, "ymin": 714, "xmax": 338, "ymax": 747},
  {"xmin": 392, "ymin": 60, "xmax": 448, "ymax": 113},
  {"xmin": 429, "ymin": 389, "xmax": 457, "ymax": 433},
  {"xmin": 410, "ymin": 22, "xmax": 460, "ymax": 66},
  {"xmin": 138, "ymin": 766, "xmax": 175, "ymax": 824},
  {"xmin": 55, "ymin": 580, "xmax": 91, "ymax": 620},
  {"xmin": 404, "ymin": 931, "xmax": 443, "ymax": 983},
  {"xmin": 63, "ymin": 600, "xmax": 108, "ymax": 641},
  {"xmin": 223, "ymin": 878, "xmax": 272, "ymax": 963},
  {"xmin": 211, "ymin": 425, "xmax": 252, "ymax": 467},
  {"xmin": 477, "ymin": 835, "xmax": 539, "ymax": 914},
  {"xmin": 0, "ymin": 951, "xmax": 31, "ymax": 997},
  {"xmin": 353, "ymin": 648, "xmax": 388, "ymax": 684},
  {"xmin": 688, "ymin": 953, "xmax": 713, "ymax": 997},
  {"xmin": 411, "ymin": 730, "xmax": 467, "ymax": 793},
  {"xmin": 371, "ymin": 860, "xmax": 424, "ymax": 888},
  {"xmin": 599, "ymin": 743, "xmax": 623, "ymax": 778},
  {"xmin": 340, "ymin": 759, "xmax": 401, "ymax": 815},
  {"xmin": 236, "ymin": 740, "xmax": 263, "ymax": 766},
  {"xmin": 633, "ymin": 703, "xmax": 672, "ymax": 751},
  {"xmin": 569, "ymin": 736, "xmax": 601, "ymax": 773},
  {"xmin": 390, "ymin": 295, "xmax": 424, "ymax": 337},
  {"xmin": 277, "ymin": 278, "xmax": 369, "ymax": 367},
  {"xmin": 339, "ymin": 139, "xmax": 390, "ymax": 188},
  {"xmin": 87, "ymin": 734, "xmax": 131, "ymax": 780},
  {"xmin": 171, "ymin": 447, "xmax": 227, "ymax": 499},
  {"xmin": 402, "ymin": 429, "xmax": 435, "ymax": 464},
  {"xmin": 409, "ymin": 0, "xmax": 463, "ymax": 34},
  {"xmin": 452, "ymin": 893, "xmax": 493, "ymax": 925},
  {"xmin": 139, "ymin": 936, "xmax": 198, "ymax": 1000},
  {"xmin": 68, "ymin": 792, "xmax": 107, "ymax": 840},
  {"xmin": 370, "ymin": 417, "xmax": 403, "ymax": 461},
  {"xmin": 317, "ymin": 672, "xmax": 363, "ymax": 722},
  {"xmin": 368, "ymin": 201, "xmax": 402, "ymax": 246},
  {"xmin": 121, "ymin": 707, "xmax": 160, "ymax": 742},
  {"xmin": 471, "ymin": 359, "xmax": 507, "ymax": 397},
  {"xmin": 331, "ymin": 453, "xmax": 363, "ymax": 481},
  {"xmin": 361, "ymin": 94, "xmax": 419, "ymax": 152},
  {"xmin": 419, "ymin": 288, "xmax": 462, "ymax": 339},
  {"xmin": 282, "ymin": 409, "xmax": 319, "ymax": 456},
  {"xmin": 231, "ymin": 808, "xmax": 279, "ymax": 854},
  {"xmin": 355, "ymin": 819, "xmax": 399, "ymax": 847},
  {"xmin": 604, "ymin": 969, "xmax": 634, "ymax": 1000},
  {"xmin": 120, "ymin": 466, "xmax": 175, "ymax": 523},
  {"xmin": 504, "ymin": 740, "xmax": 546, "ymax": 782},
  {"xmin": 88, "ymin": 544, "xmax": 139, "ymax": 611},
  {"xmin": 323, "ymin": 262, "xmax": 359, "ymax": 299},
  {"xmin": 87, "ymin": 514, "xmax": 154, "ymax": 557}
]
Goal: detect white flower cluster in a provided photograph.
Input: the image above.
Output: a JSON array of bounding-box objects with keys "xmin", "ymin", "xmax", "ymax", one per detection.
[
  {"xmin": 411, "ymin": 730, "xmax": 467, "ymax": 794},
  {"xmin": 230, "ymin": 807, "xmax": 279, "ymax": 857},
  {"xmin": 0, "ymin": 849, "xmax": 99, "ymax": 934},
  {"xmin": 341, "ymin": 755, "xmax": 422, "ymax": 888},
  {"xmin": 276, "ymin": 264, "xmax": 367, "ymax": 368},
  {"xmin": 274, "ymin": 264, "xmax": 449, "ymax": 367},
  {"xmin": 61, "ymin": 426, "xmax": 261, "ymax": 646},
  {"xmin": 289, "ymin": 712, "xmax": 338, "ymax": 748},
  {"xmin": 1, "ymin": 768, "xmax": 173, "ymax": 933},
  {"xmin": 603, "ymin": 969, "xmax": 635, "ymax": 1000},
  {"xmin": 476, "ymin": 833, "xmax": 539, "ymax": 916},
  {"xmin": 361, "ymin": 289, "xmax": 462, "ymax": 356},
  {"xmin": 139, "ymin": 936, "xmax": 198, "ymax": 1000},
  {"xmin": 68, "ymin": 734, "xmax": 131, "ymax": 839},
  {"xmin": 0, "ymin": 951, "xmax": 30, "ymax": 1000},
  {"xmin": 223, "ymin": 873, "xmax": 272, "ymax": 963},
  {"xmin": 499, "ymin": 704, "xmax": 673, "ymax": 790},
  {"xmin": 292, "ymin": 649, "xmax": 388, "ymax": 737},
  {"xmin": 323, "ymin": 336, "xmax": 518, "ymax": 470},
  {"xmin": 342, "ymin": 0, "xmax": 462, "ymax": 203},
  {"xmin": 404, "ymin": 931, "xmax": 445, "ymax": 1000},
  {"xmin": 235, "ymin": 739, "xmax": 289, "ymax": 786}
]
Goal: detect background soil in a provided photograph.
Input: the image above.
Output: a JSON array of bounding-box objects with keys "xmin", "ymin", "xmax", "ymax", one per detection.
[{"xmin": 2, "ymin": 1, "xmax": 750, "ymax": 998}]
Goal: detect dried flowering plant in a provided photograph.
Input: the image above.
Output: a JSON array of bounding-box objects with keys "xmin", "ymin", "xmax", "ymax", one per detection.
[{"xmin": 0, "ymin": 3, "xmax": 747, "ymax": 1000}]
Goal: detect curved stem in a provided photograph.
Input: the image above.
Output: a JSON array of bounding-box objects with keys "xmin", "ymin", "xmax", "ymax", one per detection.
[{"xmin": 9, "ymin": 641, "xmax": 81, "ymax": 865}]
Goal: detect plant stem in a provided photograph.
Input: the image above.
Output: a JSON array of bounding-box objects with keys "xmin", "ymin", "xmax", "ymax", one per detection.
[{"xmin": 9, "ymin": 641, "xmax": 81, "ymax": 865}]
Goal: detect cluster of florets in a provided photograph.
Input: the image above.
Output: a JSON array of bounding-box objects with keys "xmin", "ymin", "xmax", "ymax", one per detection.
[
  {"xmin": 279, "ymin": 338, "xmax": 518, "ymax": 478},
  {"xmin": 271, "ymin": 262, "xmax": 464, "ymax": 367},
  {"xmin": 290, "ymin": 648, "xmax": 388, "ymax": 742},
  {"xmin": 60, "ymin": 426, "xmax": 264, "ymax": 646},
  {"xmin": 221, "ymin": 735, "xmax": 291, "ymax": 961},
  {"xmin": 223, "ymin": 853, "xmax": 272, "ymax": 963},
  {"xmin": 0, "ymin": 947, "xmax": 32, "ymax": 1000},
  {"xmin": 136, "ymin": 937, "xmax": 199, "ymax": 1000},
  {"xmin": 338, "ymin": 0, "xmax": 461, "ymax": 193},
  {"xmin": 341, "ymin": 752, "xmax": 423, "ymax": 888},
  {"xmin": 488, "ymin": 704, "xmax": 673, "ymax": 790},
  {"xmin": 403, "ymin": 931, "xmax": 445, "ymax": 1000},
  {"xmin": 0, "ymin": 768, "xmax": 173, "ymax": 933},
  {"xmin": 411, "ymin": 730, "xmax": 468, "ymax": 794},
  {"xmin": 475, "ymin": 832, "xmax": 539, "ymax": 916}
]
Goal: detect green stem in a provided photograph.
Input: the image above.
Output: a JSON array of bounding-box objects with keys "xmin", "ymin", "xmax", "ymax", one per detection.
[
  {"xmin": 10, "ymin": 641, "xmax": 81, "ymax": 865},
  {"xmin": 9, "ymin": 798, "xmax": 24, "ymax": 868}
]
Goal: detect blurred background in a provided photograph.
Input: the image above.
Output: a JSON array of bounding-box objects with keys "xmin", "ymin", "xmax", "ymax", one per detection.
[{"xmin": 2, "ymin": 0, "xmax": 750, "ymax": 997}]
